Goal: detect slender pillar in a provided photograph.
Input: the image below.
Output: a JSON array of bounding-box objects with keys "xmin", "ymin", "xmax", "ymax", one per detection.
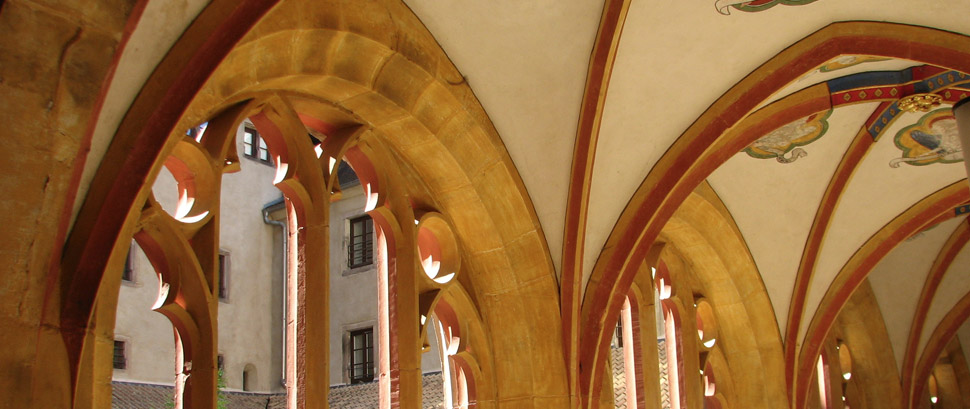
[
  {"xmin": 375, "ymin": 184, "xmax": 421, "ymax": 409},
  {"xmin": 287, "ymin": 199, "xmax": 331, "ymax": 408},
  {"xmin": 630, "ymin": 293, "xmax": 662, "ymax": 409}
]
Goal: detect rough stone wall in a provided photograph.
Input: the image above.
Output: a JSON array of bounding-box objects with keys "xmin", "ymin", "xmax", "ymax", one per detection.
[{"xmin": 0, "ymin": 0, "xmax": 134, "ymax": 405}]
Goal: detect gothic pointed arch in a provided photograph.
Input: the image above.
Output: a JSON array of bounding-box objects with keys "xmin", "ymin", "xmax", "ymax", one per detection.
[
  {"xmin": 579, "ymin": 21, "xmax": 970, "ymax": 409},
  {"xmin": 57, "ymin": 0, "xmax": 565, "ymax": 407}
]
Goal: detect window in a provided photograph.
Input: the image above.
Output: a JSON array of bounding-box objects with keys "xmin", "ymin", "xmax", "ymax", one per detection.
[
  {"xmin": 348, "ymin": 216, "xmax": 374, "ymax": 269},
  {"xmin": 242, "ymin": 126, "xmax": 272, "ymax": 165},
  {"xmin": 121, "ymin": 248, "xmax": 133, "ymax": 282},
  {"xmin": 113, "ymin": 340, "xmax": 127, "ymax": 370},
  {"xmin": 218, "ymin": 251, "xmax": 229, "ymax": 301},
  {"xmin": 349, "ymin": 328, "xmax": 375, "ymax": 384}
]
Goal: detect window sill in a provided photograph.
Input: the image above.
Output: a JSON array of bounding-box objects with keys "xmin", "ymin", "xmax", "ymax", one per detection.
[{"xmin": 342, "ymin": 263, "xmax": 375, "ymax": 277}]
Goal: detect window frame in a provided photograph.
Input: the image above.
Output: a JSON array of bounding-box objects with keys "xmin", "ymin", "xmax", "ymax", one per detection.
[
  {"xmin": 218, "ymin": 250, "xmax": 230, "ymax": 302},
  {"xmin": 347, "ymin": 215, "xmax": 374, "ymax": 269},
  {"xmin": 113, "ymin": 340, "xmax": 127, "ymax": 370},
  {"xmin": 242, "ymin": 126, "xmax": 273, "ymax": 165},
  {"xmin": 349, "ymin": 327, "xmax": 375, "ymax": 384}
]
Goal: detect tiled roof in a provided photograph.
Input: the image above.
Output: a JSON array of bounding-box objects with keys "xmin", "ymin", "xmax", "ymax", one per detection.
[
  {"xmin": 112, "ymin": 372, "xmax": 444, "ymax": 408},
  {"xmin": 612, "ymin": 345, "xmax": 628, "ymax": 408},
  {"xmin": 327, "ymin": 372, "xmax": 443, "ymax": 409},
  {"xmin": 659, "ymin": 339, "xmax": 670, "ymax": 409},
  {"xmin": 611, "ymin": 339, "xmax": 671, "ymax": 409},
  {"xmin": 111, "ymin": 381, "xmax": 173, "ymax": 409}
]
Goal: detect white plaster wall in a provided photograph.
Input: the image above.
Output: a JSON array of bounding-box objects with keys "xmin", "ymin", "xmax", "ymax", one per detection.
[
  {"xmin": 328, "ymin": 185, "xmax": 443, "ymax": 385},
  {"xmin": 114, "ymin": 122, "xmax": 284, "ymax": 393},
  {"xmin": 216, "ymin": 123, "xmax": 285, "ymax": 392},
  {"xmin": 112, "ymin": 240, "xmax": 177, "ymax": 385}
]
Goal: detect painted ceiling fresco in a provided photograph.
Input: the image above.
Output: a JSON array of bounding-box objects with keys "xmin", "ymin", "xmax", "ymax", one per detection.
[
  {"xmin": 715, "ymin": 0, "xmax": 818, "ymax": 15},
  {"xmin": 892, "ymin": 109, "xmax": 964, "ymax": 167},
  {"xmin": 745, "ymin": 112, "xmax": 831, "ymax": 163},
  {"xmin": 746, "ymin": 65, "xmax": 970, "ymax": 166}
]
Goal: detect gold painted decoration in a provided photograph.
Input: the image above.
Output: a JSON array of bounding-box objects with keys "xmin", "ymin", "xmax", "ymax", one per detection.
[
  {"xmin": 890, "ymin": 109, "xmax": 963, "ymax": 167},
  {"xmin": 898, "ymin": 93, "xmax": 943, "ymax": 113},
  {"xmin": 744, "ymin": 110, "xmax": 831, "ymax": 163}
]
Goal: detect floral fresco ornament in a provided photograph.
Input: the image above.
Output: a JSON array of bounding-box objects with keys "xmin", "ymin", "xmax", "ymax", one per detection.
[
  {"xmin": 716, "ymin": 0, "xmax": 819, "ymax": 15},
  {"xmin": 744, "ymin": 111, "xmax": 831, "ymax": 163},
  {"xmin": 890, "ymin": 109, "xmax": 964, "ymax": 167}
]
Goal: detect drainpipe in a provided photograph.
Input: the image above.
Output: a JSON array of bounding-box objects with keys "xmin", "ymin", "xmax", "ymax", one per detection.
[{"xmin": 262, "ymin": 197, "xmax": 287, "ymax": 387}]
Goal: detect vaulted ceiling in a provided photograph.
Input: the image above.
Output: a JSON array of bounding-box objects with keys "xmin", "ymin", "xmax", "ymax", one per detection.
[{"xmin": 81, "ymin": 0, "xmax": 970, "ymax": 407}]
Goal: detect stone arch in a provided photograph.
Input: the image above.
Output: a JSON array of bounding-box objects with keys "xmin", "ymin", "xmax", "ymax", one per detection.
[
  {"xmin": 660, "ymin": 188, "xmax": 788, "ymax": 409},
  {"xmin": 833, "ymin": 283, "xmax": 900, "ymax": 409},
  {"xmin": 583, "ymin": 185, "xmax": 786, "ymax": 409},
  {"xmin": 579, "ymin": 21, "xmax": 970, "ymax": 408},
  {"xmin": 60, "ymin": 0, "xmax": 564, "ymax": 407}
]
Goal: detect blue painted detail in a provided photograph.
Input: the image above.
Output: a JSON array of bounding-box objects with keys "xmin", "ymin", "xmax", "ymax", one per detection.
[
  {"xmin": 917, "ymin": 70, "xmax": 970, "ymax": 93},
  {"xmin": 867, "ymin": 101, "xmax": 901, "ymax": 140},
  {"xmin": 828, "ymin": 70, "xmax": 913, "ymax": 93},
  {"xmin": 913, "ymin": 80, "xmax": 930, "ymax": 94},
  {"xmin": 956, "ymin": 204, "xmax": 970, "ymax": 216}
]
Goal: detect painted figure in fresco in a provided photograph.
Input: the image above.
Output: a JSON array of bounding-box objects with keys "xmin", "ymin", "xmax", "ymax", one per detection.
[
  {"xmin": 716, "ymin": 0, "xmax": 818, "ymax": 15},
  {"xmin": 744, "ymin": 112, "xmax": 830, "ymax": 164},
  {"xmin": 890, "ymin": 110, "xmax": 964, "ymax": 168}
]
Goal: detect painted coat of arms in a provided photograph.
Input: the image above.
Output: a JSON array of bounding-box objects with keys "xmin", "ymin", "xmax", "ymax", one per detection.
[{"xmin": 890, "ymin": 109, "xmax": 964, "ymax": 167}]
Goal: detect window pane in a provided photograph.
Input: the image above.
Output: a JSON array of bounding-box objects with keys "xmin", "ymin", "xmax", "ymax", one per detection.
[
  {"xmin": 218, "ymin": 252, "xmax": 229, "ymax": 300},
  {"xmin": 113, "ymin": 341, "xmax": 126, "ymax": 370},
  {"xmin": 350, "ymin": 328, "xmax": 374, "ymax": 383},
  {"xmin": 348, "ymin": 216, "xmax": 374, "ymax": 268},
  {"xmin": 243, "ymin": 129, "xmax": 255, "ymax": 157}
]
